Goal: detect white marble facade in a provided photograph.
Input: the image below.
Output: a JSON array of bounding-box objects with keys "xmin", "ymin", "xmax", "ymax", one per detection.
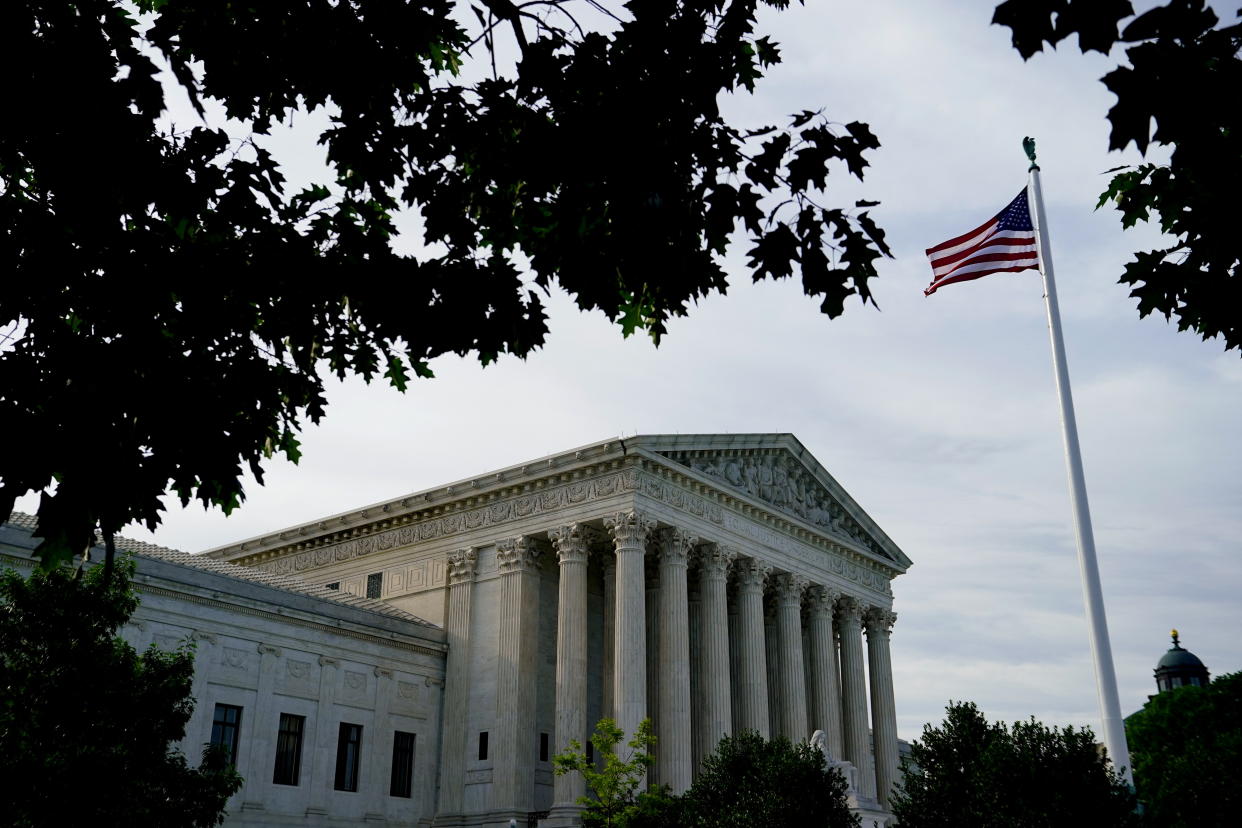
[{"xmin": 205, "ymin": 434, "xmax": 913, "ymax": 827}]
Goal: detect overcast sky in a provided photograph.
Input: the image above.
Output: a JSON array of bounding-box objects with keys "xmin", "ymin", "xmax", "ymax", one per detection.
[{"xmin": 18, "ymin": 0, "xmax": 1239, "ymax": 743}]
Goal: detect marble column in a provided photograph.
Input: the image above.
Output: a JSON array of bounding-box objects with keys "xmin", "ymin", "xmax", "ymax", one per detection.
[
  {"xmin": 837, "ymin": 596, "xmax": 877, "ymax": 800},
  {"xmin": 774, "ymin": 574, "xmax": 809, "ymax": 742},
  {"xmin": 548, "ymin": 524, "xmax": 593, "ymax": 821},
  {"xmin": 602, "ymin": 560, "xmax": 616, "ymax": 722},
  {"xmin": 696, "ymin": 543, "xmax": 735, "ymax": 767},
  {"xmin": 732, "ymin": 558, "xmax": 771, "ymax": 737},
  {"xmin": 644, "ymin": 559, "xmax": 661, "ymax": 787},
  {"xmin": 604, "ymin": 510, "xmax": 654, "ymax": 754},
  {"xmin": 437, "ymin": 548, "xmax": 477, "ymax": 816},
  {"xmin": 866, "ymin": 607, "xmax": 900, "ymax": 809},
  {"xmin": 493, "ymin": 537, "xmax": 542, "ymax": 814},
  {"xmin": 764, "ymin": 595, "xmax": 781, "ymax": 738},
  {"xmin": 688, "ymin": 572, "xmax": 703, "ymax": 775},
  {"xmin": 654, "ymin": 528, "xmax": 695, "ymax": 794},
  {"xmin": 807, "ymin": 587, "xmax": 845, "ymax": 759}
]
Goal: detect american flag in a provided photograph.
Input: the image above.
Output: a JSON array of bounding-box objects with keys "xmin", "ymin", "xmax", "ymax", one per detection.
[{"xmin": 924, "ymin": 188, "xmax": 1039, "ymax": 296}]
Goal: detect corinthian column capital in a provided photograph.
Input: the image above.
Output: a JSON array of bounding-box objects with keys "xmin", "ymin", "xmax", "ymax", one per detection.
[
  {"xmin": 805, "ymin": 585, "xmax": 841, "ymax": 618},
  {"xmin": 497, "ymin": 536, "xmax": 541, "ymax": 573},
  {"xmin": 733, "ymin": 557, "xmax": 772, "ymax": 591},
  {"xmin": 698, "ymin": 543, "xmax": 737, "ymax": 579},
  {"xmin": 864, "ymin": 606, "xmax": 898, "ymax": 638},
  {"xmin": 604, "ymin": 509, "xmax": 655, "ymax": 549},
  {"xmin": 773, "ymin": 573, "xmax": 810, "ymax": 606},
  {"xmin": 651, "ymin": 527, "xmax": 698, "ymax": 564},
  {"xmin": 548, "ymin": 523, "xmax": 598, "ymax": 565},
  {"xmin": 447, "ymin": 547, "xmax": 478, "ymax": 584},
  {"xmin": 834, "ymin": 594, "xmax": 864, "ymax": 626}
]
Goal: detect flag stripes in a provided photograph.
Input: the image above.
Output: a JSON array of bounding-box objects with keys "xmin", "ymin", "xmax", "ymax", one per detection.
[{"xmin": 924, "ymin": 188, "xmax": 1038, "ymax": 296}]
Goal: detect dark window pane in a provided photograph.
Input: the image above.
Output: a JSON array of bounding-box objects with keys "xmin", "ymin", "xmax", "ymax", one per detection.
[
  {"xmin": 334, "ymin": 723, "xmax": 363, "ymax": 792},
  {"xmin": 272, "ymin": 713, "xmax": 305, "ymax": 786},
  {"xmin": 586, "ymin": 740, "xmax": 594, "ymax": 763},
  {"xmin": 366, "ymin": 572, "xmax": 383, "ymax": 599},
  {"xmin": 478, "ymin": 731, "xmax": 488, "ymax": 761},
  {"xmin": 390, "ymin": 731, "xmax": 416, "ymax": 798},
  {"xmin": 325, "ymin": 582, "xmax": 340, "ymax": 590},
  {"xmin": 209, "ymin": 704, "xmax": 243, "ymax": 767},
  {"xmin": 539, "ymin": 732, "xmax": 549, "ymax": 762}
]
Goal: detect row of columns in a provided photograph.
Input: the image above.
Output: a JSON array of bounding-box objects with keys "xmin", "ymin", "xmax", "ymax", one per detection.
[{"xmin": 435, "ymin": 511, "xmax": 900, "ymax": 824}]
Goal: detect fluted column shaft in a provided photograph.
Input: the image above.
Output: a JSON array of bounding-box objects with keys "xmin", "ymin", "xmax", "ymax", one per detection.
[
  {"xmin": 549, "ymin": 525, "xmax": 592, "ymax": 818},
  {"xmin": 866, "ymin": 608, "xmax": 900, "ymax": 809},
  {"xmin": 733, "ymin": 559, "xmax": 771, "ymax": 737},
  {"xmin": 837, "ymin": 597, "xmax": 877, "ymax": 800},
  {"xmin": 605, "ymin": 510, "xmax": 653, "ymax": 754},
  {"xmin": 697, "ymin": 545, "xmax": 735, "ymax": 767},
  {"xmin": 807, "ymin": 588, "xmax": 845, "ymax": 759},
  {"xmin": 655, "ymin": 529, "xmax": 695, "ymax": 793},
  {"xmin": 493, "ymin": 537, "xmax": 541, "ymax": 812},
  {"xmin": 775, "ymin": 574, "xmax": 809, "ymax": 741},
  {"xmin": 437, "ymin": 548, "xmax": 477, "ymax": 815}
]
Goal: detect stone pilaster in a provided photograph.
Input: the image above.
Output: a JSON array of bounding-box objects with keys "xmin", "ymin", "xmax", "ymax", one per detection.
[
  {"xmin": 493, "ymin": 537, "xmax": 542, "ymax": 814},
  {"xmin": 241, "ymin": 643, "xmax": 282, "ymax": 810},
  {"xmin": 696, "ymin": 543, "xmax": 735, "ymax": 768},
  {"xmin": 774, "ymin": 574, "xmax": 810, "ymax": 742},
  {"xmin": 654, "ymin": 528, "xmax": 696, "ymax": 794},
  {"xmin": 436, "ymin": 548, "xmax": 477, "ymax": 816},
  {"xmin": 807, "ymin": 587, "xmax": 845, "ymax": 760},
  {"xmin": 732, "ymin": 558, "xmax": 771, "ymax": 738},
  {"xmin": 604, "ymin": 510, "xmax": 654, "ymax": 756},
  {"xmin": 866, "ymin": 607, "xmax": 900, "ymax": 810},
  {"xmin": 547, "ymin": 523, "xmax": 595, "ymax": 822},
  {"xmin": 837, "ymin": 596, "xmax": 877, "ymax": 801},
  {"xmin": 306, "ymin": 656, "xmax": 340, "ymax": 816}
]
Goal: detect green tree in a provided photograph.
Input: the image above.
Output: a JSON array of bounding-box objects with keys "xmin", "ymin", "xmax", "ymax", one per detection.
[
  {"xmin": 1126, "ymin": 671, "xmax": 1242, "ymax": 827},
  {"xmin": 673, "ymin": 731, "xmax": 859, "ymax": 828},
  {"xmin": 0, "ymin": 1, "xmax": 891, "ymax": 569},
  {"xmin": 0, "ymin": 559, "xmax": 242, "ymax": 827},
  {"xmin": 993, "ymin": 0, "xmax": 1241, "ymax": 353},
  {"xmin": 892, "ymin": 701, "xmax": 1139, "ymax": 828},
  {"xmin": 553, "ymin": 717, "xmax": 659, "ymax": 828}
]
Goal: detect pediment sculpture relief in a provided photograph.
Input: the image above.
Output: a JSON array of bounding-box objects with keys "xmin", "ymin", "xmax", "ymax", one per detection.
[{"xmin": 664, "ymin": 451, "xmax": 883, "ymax": 557}]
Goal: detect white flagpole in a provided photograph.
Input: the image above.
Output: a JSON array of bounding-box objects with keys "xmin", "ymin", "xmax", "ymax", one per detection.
[{"xmin": 1024, "ymin": 138, "xmax": 1132, "ymax": 785}]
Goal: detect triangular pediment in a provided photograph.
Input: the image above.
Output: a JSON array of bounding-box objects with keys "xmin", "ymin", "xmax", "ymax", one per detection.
[{"xmin": 630, "ymin": 434, "xmax": 910, "ymax": 569}]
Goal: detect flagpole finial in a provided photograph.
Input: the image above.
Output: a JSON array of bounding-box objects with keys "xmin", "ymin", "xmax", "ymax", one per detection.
[{"xmin": 1023, "ymin": 136, "xmax": 1039, "ymax": 171}]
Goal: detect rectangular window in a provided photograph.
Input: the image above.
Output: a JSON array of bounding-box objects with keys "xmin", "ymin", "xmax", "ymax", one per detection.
[
  {"xmin": 209, "ymin": 703, "xmax": 243, "ymax": 767},
  {"xmin": 390, "ymin": 731, "xmax": 416, "ymax": 798},
  {"xmin": 539, "ymin": 732, "xmax": 549, "ymax": 762},
  {"xmin": 334, "ymin": 723, "xmax": 363, "ymax": 792},
  {"xmin": 478, "ymin": 731, "xmax": 489, "ymax": 761},
  {"xmin": 272, "ymin": 713, "xmax": 305, "ymax": 786},
  {"xmin": 366, "ymin": 572, "xmax": 383, "ymax": 599},
  {"xmin": 325, "ymin": 582, "xmax": 340, "ymax": 591},
  {"xmin": 586, "ymin": 740, "xmax": 594, "ymax": 763}
]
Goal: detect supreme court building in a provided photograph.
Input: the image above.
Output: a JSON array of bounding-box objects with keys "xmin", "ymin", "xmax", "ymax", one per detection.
[{"xmin": 3, "ymin": 433, "xmax": 911, "ymax": 827}]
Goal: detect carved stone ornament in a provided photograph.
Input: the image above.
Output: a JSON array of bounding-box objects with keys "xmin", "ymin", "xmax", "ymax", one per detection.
[
  {"xmin": 652, "ymin": 527, "xmax": 697, "ymax": 565},
  {"xmin": 834, "ymin": 595, "xmax": 863, "ymax": 626},
  {"xmin": 286, "ymin": 660, "xmax": 311, "ymax": 680},
  {"xmin": 548, "ymin": 523, "xmax": 598, "ymax": 565},
  {"xmin": 446, "ymin": 547, "xmax": 478, "ymax": 585},
  {"xmin": 318, "ymin": 655, "xmax": 340, "ymax": 667},
  {"xmin": 496, "ymin": 536, "xmax": 541, "ymax": 573},
  {"xmin": 864, "ymin": 606, "xmax": 898, "ymax": 638},
  {"xmin": 773, "ymin": 572, "xmax": 810, "ymax": 605},
  {"xmin": 662, "ymin": 450, "xmax": 882, "ymax": 555},
  {"xmin": 604, "ymin": 509, "xmax": 655, "ymax": 550},
  {"xmin": 257, "ymin": 643, "xmax": 282, "ymax": 658},
  {"xmin": 733, "ymin": 557, "xmax": 772, "ymax": 590},
  {"xmin": 698, "ymin": 543, "xmax": 737, "ymax": 578},
  {"xmin": 805, "ymin": 585, "xmax": 841, "ymax": 617},
  {"xmin": 344, "ymin": 671, "xmax": 366, "ymax": 692},
  {"xmin": 223, "ymin": 647, "xmax": 248, "ymax": 669}
]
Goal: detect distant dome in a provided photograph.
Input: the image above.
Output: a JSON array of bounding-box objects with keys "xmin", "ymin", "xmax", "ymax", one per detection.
[{"xmin": 1154, "ymin": 629, "xmax": 1210, "ymax": 693}]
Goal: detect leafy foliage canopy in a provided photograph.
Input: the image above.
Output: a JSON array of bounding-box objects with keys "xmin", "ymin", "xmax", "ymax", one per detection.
[
  {"xmin": 891, "ymin": 701, "xmax": 1139, "ymax": 828},
  {"xmin": 0, "ymin": 0, "xmax": 889, "ymax": 566},
  {"xmin": 0, "ymin": 559, "xmax": 242, "ymax": 827},
  {"xmin": 993, "ymin": 0, "xmax": 1241, "ymax": 352}
]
